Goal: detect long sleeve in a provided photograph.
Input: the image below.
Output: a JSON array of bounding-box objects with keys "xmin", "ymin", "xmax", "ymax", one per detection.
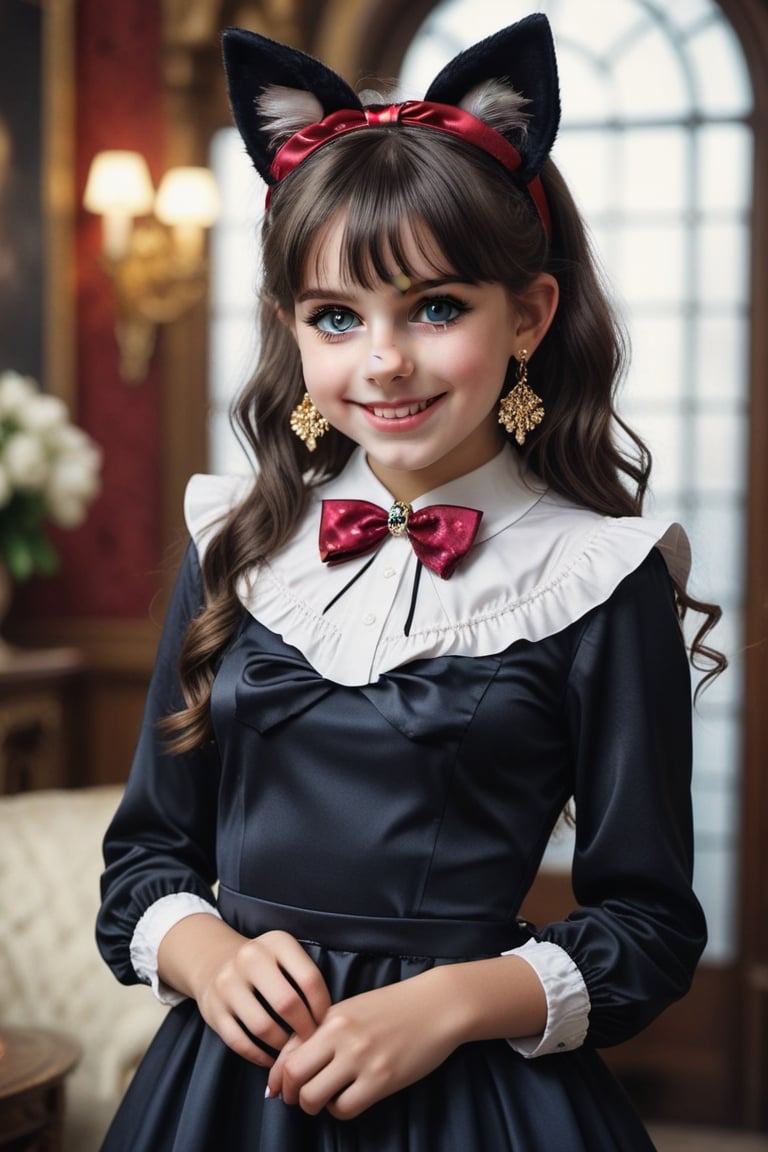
[
  {"xmin": 537, "ymin": 548, "xmax": 707, "ymax": 1048},
  {"xmin": 96, "ymin": 543, "xmax": 223, "ymax": 985}
]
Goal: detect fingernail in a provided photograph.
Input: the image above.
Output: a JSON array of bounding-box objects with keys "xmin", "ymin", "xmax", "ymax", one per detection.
[{"xmin": 264, "ymin": 1086, "xmax": 272, "ymax": 1099}]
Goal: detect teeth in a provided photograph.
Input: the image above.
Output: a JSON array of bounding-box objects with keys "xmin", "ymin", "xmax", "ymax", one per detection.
[{"xmin": 371, "ymin": 399, "xmax": 431, "ymax": 419}]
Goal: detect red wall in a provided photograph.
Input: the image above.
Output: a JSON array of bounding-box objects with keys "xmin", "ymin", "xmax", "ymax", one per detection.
[{"xmin": 24, "ymin": 0, "xmax": 166, "ymax": 620}]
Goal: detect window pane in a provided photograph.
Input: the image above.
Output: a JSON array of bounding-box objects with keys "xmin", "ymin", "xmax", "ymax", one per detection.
[
  {"xmin": 622, "ymin": 313, "xmax": 685, "ymax": 406},
  {"xmin": 694, "ymin": 410, "xmax": 748, "ymax": 493},
  {"xmin": 622, "ymin": 410, "xmax": 684, "ymax": 495},
  {"xmin": 556, "ymin": 50, "xmax": 614, "ymax": 126},
  {"xmin": 692, "ymin": 712, "xmax": 741, "ymax": 785},
  {"xmin": 619, "ymin": 126, "xmax": 688, "ymax": 213},
  {"xmin": 656, "ymin": 0, "xmax": 721, "ymax": 35},
  {"xmin": 554, "ymin": 131, "xmax": 613, "ymax": 214},
  {"xmin": 688, "ymin": 20, "xmax": 753, "ymax": 115},
  {"xmin": 618, "ymin": 224, "xmax": 686, "ymax": 304},
  {"xmin": 693, "ymin": 842, "xmax": 736, "ymax": 961},
  {"xmin": 614, "ymin": 24, "xmax": 690, "ymax": 118},
  {"xmin": 415, "ymin": 0, "xmax": 529, "ymax": 42},
  {"xmin": 695, "ymin": 312, "xmax": 748, "ymax": 404},
  {"xmin": 698, "ymin": 221, "xmax": 749, "ymax": 306},
  {"xmin": 698, "ymin": 123, "xmax": 752, "ymax": 213},
  {"xmin": 550, "ymin": 0, "xmax": 647, "ymax": 54},
  {"xmin": 694, "ymin": 771, "xmax": 737, "ymax": 838},
  {"xmin": 685, "ymin": 501, "xmax": 745, "ymax": 607}
]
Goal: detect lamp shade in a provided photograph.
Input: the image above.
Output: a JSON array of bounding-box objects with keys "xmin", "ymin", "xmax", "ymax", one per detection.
[
  {"xmin": 154, "ymin": 167, "xmax": 220, "ymax": 227},
  {"xmin": 83, "ymin": 151, "xmax": 155, "ymax": 216}
]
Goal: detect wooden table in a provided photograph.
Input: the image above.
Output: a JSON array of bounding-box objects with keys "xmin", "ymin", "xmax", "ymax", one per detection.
[{"xmin": 0, "ymin": 1027, "xmax": 80, "ymax": 1150}]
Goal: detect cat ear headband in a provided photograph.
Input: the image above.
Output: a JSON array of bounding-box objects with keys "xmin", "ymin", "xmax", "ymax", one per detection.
[{"xmin": 221, "ymin": 14, "xmax": 560, "ymax": 236}]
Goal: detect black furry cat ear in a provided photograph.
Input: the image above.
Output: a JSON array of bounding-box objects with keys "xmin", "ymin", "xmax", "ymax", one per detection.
[
  {"xmin": 425, "ymin": 13, "xmax": 560, "ymax": 182},
  {"xmin": 221, "ymin": 28, "xmax": 362, "ymax": 184}
]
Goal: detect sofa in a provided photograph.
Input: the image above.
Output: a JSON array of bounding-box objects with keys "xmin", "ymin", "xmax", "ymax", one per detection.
[{"xmin": 0, "ymin": 786, "xmax": 168, "ymax": 1152}]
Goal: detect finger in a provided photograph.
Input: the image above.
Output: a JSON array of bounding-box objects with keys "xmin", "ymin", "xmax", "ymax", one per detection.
[
  {"xmin": 252, "ymin": 954, "xmax": 331, "ymax": 1040},
  {"xmin": 267, "ymin": 936, "xmax": 334, "ymax": 1026},
  {"xmin": 250, "ymin": 967, "xmax": 318, "ymax": 1042},
  {"xmin": 298, "ymin": 1067, "xmax": 356, "ymax": 1117},
  {"xmin": 213, "ymin": 1012, "xmax": 276, "ymax": 1068},
  {"xmin": 237, "ymin": 1017, "xmax": 280, "ymax": 1062},
  {"xmin": 326, "ymin": 1078, "xmax": 379, "ymax": 1122},
  {"xmin": 267, "ymin": 1032, "xmax": 304, "ymax": 1099},
  {"xmin": 253, "ymin": 985, "xmax": 293, "ymax": 1035},
  {"xmin": 272, "ymin": 1032, "xmax": 342, "ymax": 1109},
  {"xmin": 224, "ymin": 982, "xmax": 294, "ymax": 1056}
]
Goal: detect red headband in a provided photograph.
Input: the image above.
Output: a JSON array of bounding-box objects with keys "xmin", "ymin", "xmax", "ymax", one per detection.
[{"xmin": 267, "ymin": 99, "xmax": 551, "ymax": 237}]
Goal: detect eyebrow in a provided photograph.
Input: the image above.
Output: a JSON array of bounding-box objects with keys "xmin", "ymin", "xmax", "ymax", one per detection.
[{"xmin": 296, "ymin": 276, "xmax": 468, "ymax": 304}]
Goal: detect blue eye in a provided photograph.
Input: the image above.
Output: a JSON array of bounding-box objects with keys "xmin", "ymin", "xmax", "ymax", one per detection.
[
  {"xmin": 415, "ymin": 298, "xmax": 465, "ymax": 325},
  {"xmin": 312, "ymin": 308, "xmax": 360, "ymax": 334}
]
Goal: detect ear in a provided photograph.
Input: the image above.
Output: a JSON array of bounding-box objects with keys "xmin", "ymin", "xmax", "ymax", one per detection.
[
  {"xmin": 511, "ymin": 273, "xmax": 559, "ymax": 356},
  {"xmin": 425, "ymin": 14, "xmax": 560, "ymax": 182},
  {"xmin": 221, "ymin": 28, "xmax": 362, "ymax": 184},
  {"xmin": 276, "ymin": 304, "xmax": 297, "ymax": 339}
]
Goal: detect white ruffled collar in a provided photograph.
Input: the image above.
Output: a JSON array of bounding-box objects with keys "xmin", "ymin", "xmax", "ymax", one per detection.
[{"xmin": 185, "ymin": 447, "xmax": 689, "ymax": 686}]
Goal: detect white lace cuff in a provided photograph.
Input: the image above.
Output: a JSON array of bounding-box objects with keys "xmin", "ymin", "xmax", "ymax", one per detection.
[
  {"xmin": 502, "ymin": 938, "xmax": 590, "ymax": 1057},
  {"xmin": 130, "ymin": 892, "xmax": 222, "ymax": 1006}
]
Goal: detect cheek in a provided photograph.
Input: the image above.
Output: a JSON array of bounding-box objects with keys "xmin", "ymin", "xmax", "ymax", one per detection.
[
  {"xmin": 298, "ymin": 343, "xmax": 346, "ymax": 399},
  {"xmin": 441, "ymin": 343, "xmax": 511, "ymax": 393},
  {"xmin": 295, "ymin": 334, "xmax": 324, "ymax": 381}
]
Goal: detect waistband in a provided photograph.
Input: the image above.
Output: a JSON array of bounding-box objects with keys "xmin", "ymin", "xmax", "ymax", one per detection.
[{"xmin": 217, "ymin": 885, "xmax": 533, "ymax": 959}]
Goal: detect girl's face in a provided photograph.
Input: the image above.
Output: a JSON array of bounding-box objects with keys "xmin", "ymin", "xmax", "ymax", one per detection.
[{"xmin": 288, "ymin": 215, "xmax": 529, "ymax": 502}]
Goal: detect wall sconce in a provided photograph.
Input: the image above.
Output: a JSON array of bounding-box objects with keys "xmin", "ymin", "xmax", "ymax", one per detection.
[{"xmin": 84, "ymin": 150, "xmax": 219, "ymax": 383}]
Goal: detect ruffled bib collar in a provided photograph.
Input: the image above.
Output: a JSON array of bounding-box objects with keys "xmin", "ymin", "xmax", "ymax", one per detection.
[{"xmin": 185, "ymin": 448, "xmax": 689, "ymax": 686}]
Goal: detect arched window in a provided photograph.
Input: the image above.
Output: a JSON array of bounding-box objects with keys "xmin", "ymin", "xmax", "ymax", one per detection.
[{"xmin": 208, "ymin": 0, "xmax": 752, "ymax": 963}]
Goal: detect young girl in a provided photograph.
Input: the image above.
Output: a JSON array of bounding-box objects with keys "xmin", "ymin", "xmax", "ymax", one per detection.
[{"xmin": 96, "ymin": 15, "xmax": 722, "ymax": 1151}]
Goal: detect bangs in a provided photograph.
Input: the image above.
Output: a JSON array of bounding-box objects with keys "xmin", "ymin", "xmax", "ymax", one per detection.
[{"xmin": 268, "ymin": 126, "xmax": 540, "ymax": 302}]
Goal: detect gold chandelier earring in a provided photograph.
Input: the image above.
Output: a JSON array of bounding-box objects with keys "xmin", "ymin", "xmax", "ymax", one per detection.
[
  {"xmin": 289, "ymin": 393, "xmax": 329, "ymax": 452},
  {"xmin": 498, "ymin": 349, "xmax": 545, "ymax": 446}
]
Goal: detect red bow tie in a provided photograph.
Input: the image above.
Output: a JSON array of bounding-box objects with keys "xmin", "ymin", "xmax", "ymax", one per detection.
[{"xmin": 319, "ymin": 499, "xmax": 483, "ymax": 579}]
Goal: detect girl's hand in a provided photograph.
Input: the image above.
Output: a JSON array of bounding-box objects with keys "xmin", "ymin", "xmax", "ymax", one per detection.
[
  {"xmin": 266, "ymin": 972, "xmax": 456, "ymax": 1119},
  {"xmin": 265, "ymin": 955, "xmax": 547, "ymax": 1118},
  {"xmin": 158, "ymin": 917, "xmax": 332, "ymax": 1067}
]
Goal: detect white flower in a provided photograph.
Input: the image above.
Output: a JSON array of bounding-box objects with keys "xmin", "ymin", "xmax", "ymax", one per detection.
[
  {"xmin": 45, "ymin": 488, "xmax": 89, "ymax": 529},
  {"xmin": 45, "ymin": 453, "xmax": 101, "ymax": 506},
  {"xmin": 17, "ymin": 393, "xmax": 69, "ymax": 434},
  {"xmin": 0, "ymin": 370, "xmax": 102, "ymax": 579},
  {"xmin": 2, "ymin": 431, "xmax": 49, "ymax": 490},
  {"xmin": 0, "ymin": 371, "xmax": 35, "ymax": 417},
  {"xmin": 45, "ymin": 422, "xmax": 95, "ymax": 456}
]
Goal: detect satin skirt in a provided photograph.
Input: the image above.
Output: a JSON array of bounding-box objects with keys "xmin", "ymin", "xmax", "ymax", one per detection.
[{"xmin": 99, "ymin": 891, "xmax": 657, "ymax": 1152}]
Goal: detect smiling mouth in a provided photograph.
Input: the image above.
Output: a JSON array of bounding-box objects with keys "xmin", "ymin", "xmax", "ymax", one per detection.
[{"xmin": 366, "ymin": 397, "xmax": 442, "ymax": 420}]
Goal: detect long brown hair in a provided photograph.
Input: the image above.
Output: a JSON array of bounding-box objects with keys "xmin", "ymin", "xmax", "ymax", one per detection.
[{"xmin": 162, "ymin": 122, "xmax": 724, "ymax": 752}]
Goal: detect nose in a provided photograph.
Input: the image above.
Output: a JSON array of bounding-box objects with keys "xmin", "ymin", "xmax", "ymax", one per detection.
[{"xmin": 365, "ymin": 340, "xmax": 414, "ymax": 387}]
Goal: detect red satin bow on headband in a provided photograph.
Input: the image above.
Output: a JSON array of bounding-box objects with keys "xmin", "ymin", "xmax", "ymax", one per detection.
[
  {"xmin": 319, "ymin": 498, "xmax": 483, "ymax": 580},
  {"xmin": 268, "ymin": 100, "xmax": 551, "ymax": 237}
]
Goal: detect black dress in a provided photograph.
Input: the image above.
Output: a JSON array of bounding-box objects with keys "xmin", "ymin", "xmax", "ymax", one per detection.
[{"xmin": 96, "ymin": 543, "xmax": 705, "ymax": 1151}]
